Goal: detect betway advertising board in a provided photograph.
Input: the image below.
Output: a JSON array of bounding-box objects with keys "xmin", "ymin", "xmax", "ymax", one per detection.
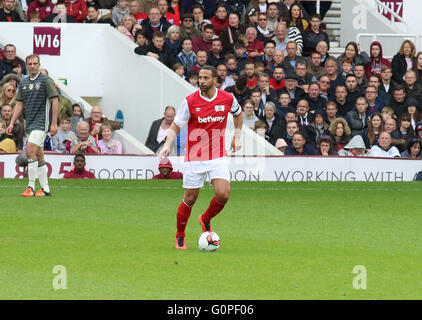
[{"xmin": 0, "ymin": 154, "xmax": 421, "ymax": 182}]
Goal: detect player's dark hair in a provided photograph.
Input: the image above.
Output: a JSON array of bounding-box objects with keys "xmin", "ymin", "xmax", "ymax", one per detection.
[{"xmin": 200, "ymin": 66, "xmax": 217, "ymax": 78}]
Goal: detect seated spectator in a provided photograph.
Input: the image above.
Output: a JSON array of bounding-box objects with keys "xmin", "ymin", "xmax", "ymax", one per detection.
[
  {"xmin": 207, "ymin": 38, "xmax": 224, "ymax": 68},
  {"xmin": 337, "ymin": 41, "xmax": 370, "ymax": 71},
  {"xmin": 282, "ymin": 41, "xmax": 304, "ymax": 74},
  {"xmin": 242, "ymin": 99, "xmax": 259, "ymax": 130},
  {"xmin": 117, "ymin": 14, "xmax": 142, "ymax": 42},
  {"xmin": 316, "ymin": 40, "xmax": 332, "ymax": 66},
  {"xmin": 285, "ymin": 118, "xmax": 299, "ymax": 146},
  {"xmin": 186, "ymin": 70, "xmax": 199, "ymax": 87},
  {"xmin": 233, "ymin": 40, "xmax": 248, "ymax": 72},
  {"xmin": 225, "ymin": 54, "xmax": 239, "ymax": 80},
  {"xmin": 362, "ymin": 112, "xmax": 384, "ymax": 149},
  {"xmin": 416, "ymin": 121, "xmax": 422, "ymax": 139},
  {"xmin": 400, "ymin": 137, "xmax": 422, "ymax": 158},
  {"xmin": 135, "ymin": 29, "xmax": 148, "ymax": 47},
  {"xmin": 191, "ymin": 4, "xmax": 204, "ymax": 29},
  {"xmin": 165, "ymin": 25, "xmax": 182, "ymax": 57},
  {"xmin": 216, "ymin": 63, "xmax": 235, "ymax": 90},
  {"xmin": 381, "ymin": 106, "xmax": 394, "ymax": 122},
  {"xmin": 44, "ymin": 1, "xmax": 76, "ymax": 23},
  {"xmin": 346, "ymin": 97, "xmax": 370, "ymax": 137},
  {"xmin": 97, "ymin": 122, "xmax": 123, "ymax": 154},
  {"xmin": 259, "ymin": 101, "xmax": 284, "ymax": 146},
  {"xmin": 85, "ymin": 3, "xmax": 114, "ymax": 26},
  {"xmin": 256, "ymin": 13, "xmax": 274, "ymax": 42},
  {"xmin": 220, "ymin": 12, "xmax": 246, "ymax": 52},
  {"xmin": 369, "ymin": 131, "xmax": 400, "ymax": 157},
  {"xmin": 179, "ymin": 13, "xmax": 201, "ymax": 41},
  {"xmin": 188, "ymin": 49, "xmax": 207, "ymax": 74},
  {"xmin": 404, "ymin": 69, "xmax": 422, "ymax": 102},
  {"xmin": 0, "ymin": 44, "xmax": 26, "ymax": 82},
  {"xmin": 134, "ymin": 31, "xmax": 175, "ymax": 69},
  {"xmin": 112, "ymin": 0, "xmax": 130, "ymax": 26},
  {"xmin": 141, "ymin": 7, "xmax": 171, "ymax": 42},
  {"xmin": 325, "ymin": 57, "xmax": 345, "ymax": 98},
  {"xmin": 192, "ymin": 23, "xmax": 214, "ymax": 53},
  {"xmin": 384, "ymin": 117, "xmax": 406, "ymax": 151},
  {"xmin": 329, "ymin": 117, "xmax": 351, "ymax": 151},
  {"xmin": 245, "ymin": 27, "xmax": 264, "ymax": 60},
  {"xmin": 63, "ymin": 154, "xmax": 96, "ymax": 179},
  {"xmin": 27, "ymin": 0, "xmax": 55, "ymax": 22},
  {"xmin": 306, "ymin": 109, "xmax": 330, "ymax": 146},
  {"xmin": 85, "ymin": 105, "xmax": 121, "ymax": 141},
  {"xmin": 153, "ymin": 157, "xmax": 183, "ymax": 179},
  {"xmin": 277, "ymin": 92, "xmax": 292, "ymax": 119},
  {"xmin": 52, "ymin": 116, "xmax": 75, "ymax": 153},
  {"xmin": 306, "ymin": 82, "xmax": 326, "ymax": 111},
  {"xmin": 70, "ymin": 102, "xmax": 85, "ymax": 132},
  {"xmin": 404, "ymin": 98, "xmax": 422, "ymax": 130},
  {"xmin": 397, "ymin": 113, "xmax": 415, "ymax": 146},
  {"xmin": 173, "ymin": 63, "xmax": 185, "ymax": 78},
  {"xmin": 288, "ymin": 2, "xmax": 308, "ymax": 33},
  {"xmin": 66, "ymin": 121, "xmax": 99, "ymax": 154},
  {"xmin": 308, "ymin": 51, "xmax": 325, "ymax": 79},
  {"xmin": 325, "ymin": 101, "xmax": 339, "ymax": 125},
  {"xmin": 157, "ymin": 0, "xmax": 178, "ymax": 26},
  {"xmin": 0, "ymin": 104, "xmax": 23, "ymax": 149},
  {"xmin": 392, "ymin": 40, "xmax": 417, "ymax": 84},
  {"xmin": 284, "ymin": 131, "xmax": 316, "ymax": 155},
  {"xmin": 210, "ymin": 3, "xmax": 228, "ymax": 36},
  {"xmin": 0, "ymin": 119, "xmax": 16, "ymax": 153},
  {"xmin": 340, "ymin": 57, "xmax": 353, "ymax": 80},
  {"xmin": 338, "ymin": 135, "xmax": 367, "ymax": 157},
  {"xmin": 0, "ymin": 0, "xmax": 23, "ymax": 22},
  {"xmin": 316, "ymin": 135, "xmax": 337, "ymax": 156},
  {"xmin": 296, "ymin": 99, "xmax": 312, "ymax": 127},
  {"xmin": 364, "ymin": 85, "xmax": 385, "ymax": 116},
  {"xmin": 245, "ymin": 7, "xmax": 258, "ymax": 28},
  {"xmin": 277, "ymin": 73, "xmax": 305, "ymax": 109},
  {"xmin": 255, "ymin": 39, "xmax": 276, "ymax": 70},
  {"xmin": 254, "ymin": 119, "xmax": 267, "ymax": 140},
  {"xmin": 302, "ymin": 14, "xmax": 329, "ymax": 57},
  {"xmin": 354, "ymin": 64, "xmax": 368, "ymax": 90},
  {"xmin": 269, "ymin": 66, "xmax": 285, "ymax": 92},
  {"xmin": 0, "ymin": 81, "xmax": 16, "ymax": 108},
  {"xmin": 365, "ymin": 41, "xmax": 391, "ymax": 79},
  {"xmin": 145, "ymin": 106, "xmax": 175, "ymax": 153}
]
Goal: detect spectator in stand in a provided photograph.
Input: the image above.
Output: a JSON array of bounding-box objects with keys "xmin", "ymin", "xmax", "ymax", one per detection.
[
  {"xmin": 278, "ymin": 73, "xmax": 305, "ymax": 109},
  {"xmin": 325, "ymin": 57, "xmax": 345, "ymax": 98},
  {"xmin": 207, "ymin": 38, "xmax": 224, "ymax": 68},
  {"xmin": 404, "ymin": 98, "xmax": 422, "ymax": 130},
  {"xmin": 97, "ymin": 122, "xmax": 123, "ymax": 154},
  {"xmin": 70, "ymin": 102, "xmax": 84, "ymax": 132},
  {"xmin": 397, "ymin": 113, "xmax": 415, "ymax": 144},
  {"xmin": 403, "ymin": 69, "xmax": 422, "ymax": 102},
  {"xmin": 66, "ymin": 121, "xmax": 99, "ymax": 154},
  {"xmin": 340, "ymin": 57, "xmax": 353, "ymax": 80},
  {"xmin": 338, "ymin": 135, "xmax": 367, "ymax": 157},
  {"xmin": 280, "ymin": 15, "xmax": 303, "ymax": 55},
  {"xmin": 0, "ymin": 81, "xmax": 16, "ymax": 108},
  {"xmin": 362, "ymin": 112, "xmax": 384, "ymax": 149},
  {"xmin": 242, "ymin": 99, "xmax": 259, "ymax": 130},
  {"xmin": 173, "ymin": 62, "xmax": 185, "ymax": 78},
  {"xmin": 384, "ymin": 117, "xmax": 405, "ymax": 151},
  {"xmin": 63, "ymin": 154, "xmax": 96, "ymax": 179},
  {"xmin": 282, "ymin": 40, "xmax": 305, "ymax": 75},
  {"xmin": 192, "ymin": 23, "xmax": 214, "ymax": 53},
  {"xmin": 216, "ymin": 63, "xmax": 235, "ymax": 90},
  {"xmin": 316, "ymin": 134, "xmax": 337, "ymax": 156},
  {"xmin": 63, "ymin": 0, "xmax": 87, "ymax": 22},
  {"xmin": 302, "ymin": 13, "xmax": 329, "ymax": 57},
  {"xmin": 318, "ymin": 75, "xmax": 332, "ymax": 101},
  {"xmin": 134, "ymin": 31, "xmax": 175, "ymax": 69},
  {"xmin": 117, "ymin": 14, "xmax": 142, "ymax": 42},
  {"xmin": 277, "ymin": 92, "xmax": 292, "ymax": 118},
  {"xmin": 400, "ymin": 137, "xmax": 422, "ymax": 158},
  {"xmin": 191, "ymin": 4, "xmax": 204, "ymax": 30},
  {"xmin": 168, "ymin": 0, "xmax": 181, "ymax": 24},
  {"xmin": 27, "ymin": 0, "xmax": 55, "ymax": 22},
  {"xmin": 306, "ymin": 109, "xmax": 330, "ymax": 146},
  {"xmin": 295, "ymin": 60, "xmax": 314, "ymax": 90},
  {"xmin": 233, "ymin": 40, "xmax": 248, "ymax": 71},
  {"xmin": 247, "ymin": 0, "xmax": 267, "ymax": 14},
  {"xmin": 182, "ymin": 0, "xmax": 216, "ymax": 20},
  {"xmin": 256, "ymin": 13, "xmax": 275, "ymax": 43},
  {"xmin": 346, "ymin": 97, "xmax": 370, "ymax": 137},
  {"xmin": 145, "ymin": 106, "xmax": 175, "ymax": 153},
  {"xmin": 329, "ymin": 117, "xmax": 351, "ymax": 151},
  {"xmin": 390, "ymin": 85, "xmax": 408, "ymax": 118},
  {"xmin": 296, "ymin": 99, "xmax": 312, "ymax": 127},
  {"xmin": 345, "ymin": 73, "xmax": 362, "ymax": 108},
  {"xmin": 0, "ymin": 0, "xmax": 23, "ymax": 21},
  {"xmin": 333, "ymin": 85, "xmax": 350, "ymax": 116},
  {"xmin": 272, "ymin": 22, "xmax": 289, "ymax": 52},
  {"xmin": 285, "ymin": 117, "xmax": 299, "ymax": 146},
  {"xmin": 129, "ymin": 0, "xmax": 147, "ymax": 25},
  {"xmin": 288, "ymin": 2, "xmax": 308, "ymax": 33},
  {"xmin": 85, "ymin": 105, "xmax": 121, "ymax": 141},
  {"xmin": 179, "ymin": 13, "xmax": 201, "ymax": 41},
  {"xmin": 284, "ymin": 131, "xmax": 316, "ymax": 155},
  {"xmin": 306, "ymin": 82, "xmax": 326, "ymax": 111},
  {"xmin": 269, "ymin": 66, "xmax": 285, "ymax": 91},
  {"xmin": 245, "ymin": 7, "xmax": 259, "ymax": 28},
  {"xmin": 254, "ymin": 119, "xmax": 267, "ymax": 139},
  {"xmin": 0, "ymin": 119, "xmax": 16, "ymax": 152},
  {"xmin": 266, "ymin": 3, "xmax": 279, "ymax": 32},
  {"xmin": 165, "ymin": 25, "xmax": 182, "ymax": 57},
  {"xmin": 85, "ymin": 3, "xmax": 114, "ymax": 25},
  {"xmin": 364, "ymin": 85, "xmax": 384, "ymax": 116},
  {"xmin": 0, "ymin": 104, "xmax": 23, "ymax": 149},
  {"xmin": 325, "ymin": 101, "xmax": 339, "ymax": 125},
  {"xmin": 365, "ymin": 41, "xmax": 391, "ymax": 79},
  {"xmin": 413, "ymin": 51, "xmax": 422, "ymax": 84},
  {"xmin": 225, "ymin": 54, "xmax": 239, "ymax": 80},
  {"xmin": 44, "ymin": 0, "xmax": 76, "ymax": 22},
  {"xmin": 416, "ymin": 121, "xmax": 422, "ymax": 140},
  {"xmin": 301, "ymin": 0, "xmax": 332, "ymax": 20},
  {"xmin": 243, "ymin": 60, "xmax": 258, "ymax": 89},
  {"xmin": 368, "ymin": 74, "xmax": 390, "ymax": 107},
  {"xmin": 176, "ymin": 38, "xmax": 196, "ymax": 74},
  {"xmin": 0, "ymin": 44, "xmax": 26, "ymax": 82},
  {"xmin": 210, "ymin": 3, "xmax": 228, "ymax": 37},
  {"xmin": 157, "ymin": 0, "xmax": 178, "ymax": 26},
  {"xmin": 250, "ymin": 88, "xmax": 263, "ymax": 118},
  {"xmin": 354, "ymin": 64, "xmax": 368, "ymax": 91},
  {"xmin": 52, "ymin": 116, "xmax": 74, "ymax": 153},
  {"xmin": 255, "ymin": 39, "xmax": 276, "ymax": 70},
  {"xmin": 186, "ymin": 70, "xmax": 199, "ymax": 87},
  {"xmin": 392, "ymin": 39, "xmax": 417, "ymax": 84},
  {"xmin": 260, "ymin": 101, "xmax": 285, "ymax": 146},
  {"xmin": 369, "ymin": 131, "xmax": 400, "ymax": 157},
  {"xmin": 308, "ymin": 51, "xmax": 325, "ymax": 79},
  {"xmin": 337, "ymin": 42, "xmax": 370, "ymax": 71},
  {"xmin": 153, "ymin": 157, "xmax": 183, "ymax": 179},
  {"xmin": 316, "ymin": 40, "xmax": 332, "ymax": 66},
  {"xmin": 279, "ymin": 0, "xmax": 307, "ymax": 19},
  {"xmin": 379, "ymin": 65, "xmax": 396, "ymax": 96},
  {"xmin": 111, "ymin": 0, "xmax": 130, "ymax": 26},
  {"xmin": 141, "ymin": 7, "xmax": 171, "ymax": 42},
  {"xmin": 188, "ymin": 49, "xmax": 207, "ymax": 73},
  {"xmin": 381, "ymin": 106, "xmax": 394, "ymax": 122},
  {"xmin": 29, "ymin": 9, "xmax": 42, "ymax": 22},
  {"xmin": 245, "ymin": 27, "xmax": 264, "ymax": 60},
  {"xmin": 257, "ymin": 72, "xmax": 278, "ymax": 107}
]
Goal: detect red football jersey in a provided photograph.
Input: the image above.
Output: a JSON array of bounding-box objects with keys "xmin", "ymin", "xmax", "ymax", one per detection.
[{"xmin": 174, "ymin": 89, "xmax": 241, "ymax": 162}]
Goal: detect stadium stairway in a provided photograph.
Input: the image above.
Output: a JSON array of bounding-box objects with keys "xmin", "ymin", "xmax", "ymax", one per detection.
[{"xmin": 323, "ymin": 0, "xmax": 344, "ymax": 57}]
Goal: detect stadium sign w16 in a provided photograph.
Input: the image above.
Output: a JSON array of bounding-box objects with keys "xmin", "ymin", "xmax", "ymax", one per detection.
[{"xmin": 33, "ymin": 27, "xmax": 61, "ymax": 56}]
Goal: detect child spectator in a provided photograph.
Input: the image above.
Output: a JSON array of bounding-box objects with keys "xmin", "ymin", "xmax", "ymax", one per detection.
[
  {"xmin": 29, "ymin": 11, "xmax": 42, "ymax": 22},
  {"xmin": 97, "ymin": 123, "xmax": 123, "ymax": 154},
  {"xmin": 338, "ymin": 135, "xmax": 368, "ymax": 157},
  {"xmin": 135, "ymin": 29, "xmax": 148, "ymax": 47},
  {"xmin": 173, "ymin": 63, "xmax": 185, "ymax": 78},
  {"xmin": 186, "ymin": 70, "xmax": 199, "ymax": 88},
  {"xmin": 341, "ymin": 57, "xmax": 353, "ymax": 79},
  {"xmin": 52, "ymin": 116, "xmax": 74, "ymax": 153},
  {"xmin": 254, "ymin": 120, "xmax": 267, "ymax": 139},
  {"xmin": 112, "ymin": 0, "xmax": 130, "ymax": 27},
  {"xmin": 275, "ymin": 138, "xmax": 288, "ymax": 154}
]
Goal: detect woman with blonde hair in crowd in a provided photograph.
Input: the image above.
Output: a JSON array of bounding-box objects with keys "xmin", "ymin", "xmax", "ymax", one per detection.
[
  {"xmin": 329, "ymin": 117, "xmax": 351, "ymax": 151},
  {"xmin": 165, "ymin": 25, "xmax": 182, "ymax": 57},
  {"xmin": 97, "ymin": 122, "xmax": 122, "ymax": 154},
  {"xmin": 117, "ymin": 14, "xmax": 142, "ymax": 42},
  {"xmin": 392, "ymin": 39, "xmax": 417, "ymax": 83},
  {"xmin": 0, "ymin": 81, "xmax": 17, "ymax": 108}
]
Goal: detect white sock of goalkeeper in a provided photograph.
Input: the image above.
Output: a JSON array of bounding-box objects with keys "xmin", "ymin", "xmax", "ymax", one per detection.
[
  {"xmin": 27, "ymin": 158, "xmax": 38, "ymax": 190},
  {"xmin": 37, "ymin": 161, "xmax": 50, "ymax": 193}
]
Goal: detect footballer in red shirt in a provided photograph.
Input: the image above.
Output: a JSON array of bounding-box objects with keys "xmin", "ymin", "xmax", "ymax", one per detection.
[{"xmin": 158, "ymin": 66, "xmax": 243, "ymax": 249}]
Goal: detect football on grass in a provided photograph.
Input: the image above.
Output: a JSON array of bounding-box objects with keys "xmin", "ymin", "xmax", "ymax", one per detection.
[{"xmin": 198, "ymin": 232, "xmax": 221, "ymax": 252}]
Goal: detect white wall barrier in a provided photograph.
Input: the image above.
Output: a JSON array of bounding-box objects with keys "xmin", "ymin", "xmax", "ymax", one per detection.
[{"xmin": 0, "ymin": 154, "xmax": 421, "ymax": 182}]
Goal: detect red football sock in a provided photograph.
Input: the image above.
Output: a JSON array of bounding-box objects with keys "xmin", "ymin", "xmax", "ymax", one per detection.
[
  {"xmin": 176, "ymin": 201, "xmax": 192, "ymax": 238},
  {"xmin": 202, "ymin": 196, "xmax": 225, "ymax": 224}
]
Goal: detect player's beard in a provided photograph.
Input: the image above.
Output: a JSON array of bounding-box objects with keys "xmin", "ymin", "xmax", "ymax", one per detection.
[{"xmin": 200, "ymin": 84, "xmax": 209, "ymax": 93}]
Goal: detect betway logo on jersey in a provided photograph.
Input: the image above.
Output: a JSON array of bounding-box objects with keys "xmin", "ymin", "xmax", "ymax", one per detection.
[{"xmin": 197, "ymin": 115, "xmax": 226, "ymax": 123}]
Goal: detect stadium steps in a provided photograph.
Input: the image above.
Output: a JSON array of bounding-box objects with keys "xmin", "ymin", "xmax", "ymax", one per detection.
[{"xmin": 323, "ymin": 0, "xmax": 344, "ymax": 57}]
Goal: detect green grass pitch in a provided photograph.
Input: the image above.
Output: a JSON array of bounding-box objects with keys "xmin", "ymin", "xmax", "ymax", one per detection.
[{"xmin": 1, "ymin": 179, "xmax": 421, "ymax": 299}]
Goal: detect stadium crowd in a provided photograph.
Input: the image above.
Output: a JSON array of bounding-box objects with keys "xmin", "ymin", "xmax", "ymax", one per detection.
[{"xmin": 0, "ymin": 0, "xmax": 422, "ymax": 159}]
